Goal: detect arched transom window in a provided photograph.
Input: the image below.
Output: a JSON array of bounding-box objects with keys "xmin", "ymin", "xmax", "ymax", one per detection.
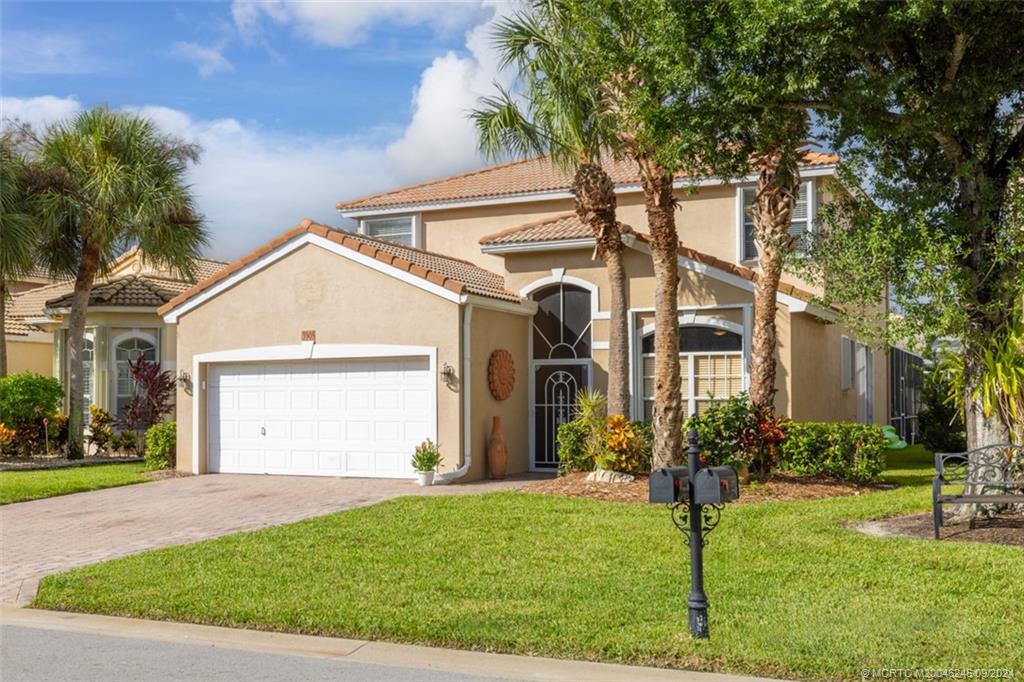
[
  {"xmin": 531, "ymin": 283, "xmax": 591, "ymax": 360},
  {"xmin": 641, "ymin": 325, "xmax": 743, "ymax": 419},
  {"xmin": 115, "ymin": 335, "xmax": 157, "ymax": 415}
]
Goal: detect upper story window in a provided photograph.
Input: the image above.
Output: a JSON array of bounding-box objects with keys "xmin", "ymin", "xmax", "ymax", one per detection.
[
  {"xmin": 740, "ymin": 180, "xmax": 813, "ymax": 262},
  {"xmin": 361, "ymin": 215, "xmax": 416, "ymax": 247}
]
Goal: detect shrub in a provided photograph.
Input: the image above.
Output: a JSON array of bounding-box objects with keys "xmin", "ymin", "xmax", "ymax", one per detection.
[
  {"xmin": 144, "ymin": 422, "xmax": 175, "ymax": 470},
  {"xmin": 686, "ymin": 393, "xmax": 785, "ymax": 476},
  {"xmin": 917, "ymin": 365, "xmax": 967, "ymax": 453},
  {"xmin": 778, "ymin": 422, "xmax": 888, "ymax": 483},
  {"xmin": 556, "ymin": 418, "xmax": 593, "ymax": 474},
  {"xmin": 0, "ymin": 373, "xmax": 64, "ymax": 456},
  {"xmin": 112, "ymin": 430, "xmax": 139, "ymax": 456},
  {"xmin": 555, "ymin": 390, "xmax": 653, "ymax": 475},
  {"xmin": 87, "ymin": 405, "xmax": 114, "ymax": 455},
  {"xmin": 0, "ymin": 423, "xmax": 15, "ymax": 455},
  {"xmin": 596, "ymin": 414, "xmax": 653, "ymax": 474},
  {"xmin": 411, "ymin": 438, "xmax": 442, "ymax": 472}
]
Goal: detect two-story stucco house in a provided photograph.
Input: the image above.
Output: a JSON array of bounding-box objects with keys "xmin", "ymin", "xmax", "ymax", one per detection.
[{"xmin": 160, "ymin": 153, "xmax": 908, "ymax": 482}]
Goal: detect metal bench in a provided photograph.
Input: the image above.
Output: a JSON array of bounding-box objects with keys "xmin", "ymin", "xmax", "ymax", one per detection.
[{"xmin": 932, "ymin": 444, "xmax": 1024, "ymax": 539}]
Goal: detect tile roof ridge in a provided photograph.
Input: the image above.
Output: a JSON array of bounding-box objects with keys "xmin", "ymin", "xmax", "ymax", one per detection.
[
  {"xmin": 478, "ymin": 212, "xmax": 580, "ymax": 244},
  {"xmin": 335, "ymin": 225, "xmax": 503, "ymax": 275},
  {"xmin": 336, "ymin": 155, "xmax": 548, "ymax": 209}
]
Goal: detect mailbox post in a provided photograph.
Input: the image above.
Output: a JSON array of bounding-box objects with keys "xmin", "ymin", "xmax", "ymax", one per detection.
[{"xmin": 649, "ymin": 424, "xmax": 740, "ymax": 640}]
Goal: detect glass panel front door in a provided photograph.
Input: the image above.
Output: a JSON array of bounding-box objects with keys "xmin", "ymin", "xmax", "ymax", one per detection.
[{"xmin": 533, "ymin": 363, "xmax": 589, "ymax": 469}]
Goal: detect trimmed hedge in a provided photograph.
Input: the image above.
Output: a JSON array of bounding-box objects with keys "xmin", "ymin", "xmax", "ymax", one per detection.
[
  {"xmin": 778, "ymin": 422, "xmax": 888, "ymax": 483},
  {"xmin": 144, "ymin": 421, "xmax": 176, "ymax": 470}
]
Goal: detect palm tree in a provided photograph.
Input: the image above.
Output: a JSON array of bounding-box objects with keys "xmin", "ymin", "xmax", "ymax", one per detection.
[
  {"xmin": 0, "ymin": 131, "xmax": 40, "ymax": 376},
  {"xmin": 472, "ymin": 5, "xmax": 631, "ymax": 417},
  {"xmin": 747, "ymin": 142, "xmax": 803, "ymax": 413},
  {"xmin": 32, "ymin": 107, "xmax": 207, "ymax": 458}
]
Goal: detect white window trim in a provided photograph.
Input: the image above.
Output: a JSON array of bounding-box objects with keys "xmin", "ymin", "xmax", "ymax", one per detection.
[
  {"xmin": 359, "ymin": 213, "xmax": 422, "ymax": 248},
  {"xmin": 736, "ymin": 179, "xmax": 816, "ymax": 264},
  {"xmin": 519, "ymin": 270, "xmax": 603, "ymax": 320},
  {"xmin": 635, "ymin": 316, "xmax": 748, "ymax": 418},
  {"xmin": 110, "ymin": 329, "xmax": 160, "ymax": 416},
  {"xmin": 191, "ymin": 343, "xmax": 438, "ymax": 476}
]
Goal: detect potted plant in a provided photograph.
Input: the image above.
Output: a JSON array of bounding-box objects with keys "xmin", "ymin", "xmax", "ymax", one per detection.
[{"xmin": 411, "ymin": 439, "xmax": 443, "ymax": 486}]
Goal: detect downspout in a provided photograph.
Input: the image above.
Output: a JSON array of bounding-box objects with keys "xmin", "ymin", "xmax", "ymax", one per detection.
[{"xmin": 436, "ymin": 302, "xmax": 473, "ymax": 483}]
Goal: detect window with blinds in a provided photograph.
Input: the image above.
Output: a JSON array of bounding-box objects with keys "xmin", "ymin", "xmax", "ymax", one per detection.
[
  {"xmin": 741, "ymin": 181, "xmax": 812, "ymax": 261},
  {"xmin": 641, "ymin": 326, "xmax": 744, "ymax": 420}
]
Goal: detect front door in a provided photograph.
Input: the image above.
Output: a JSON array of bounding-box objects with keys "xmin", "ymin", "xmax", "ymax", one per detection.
[
  {"xmin": 533, "ymin": 363, "xmax": 589, "ymax": 469},
  {"xmin": 529, "ymin": 282, "xmax": 593, "ymax": 470}
]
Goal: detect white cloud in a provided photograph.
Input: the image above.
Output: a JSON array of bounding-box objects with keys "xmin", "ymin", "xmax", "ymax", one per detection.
[
  {"xmin": 384, "ymin": 13, "xmax": 511, "ymax": 180},
  {"xmin": 1, "ymin": 32, "xmax": 104, "ymax": 75},
  {"xmin": 0, "ymin": 3, "xmax": 519, "ymax": 260},
  {"xmin": 0, "ymin": 95, "xmax": 83, "ymax": 130},
  {"xmin": 170, "ymin": 42, "xmax": 234, "ymax": 77},
  {"xmin": 231, "ymin": 0, "xmax": 489, "ymax": 48}
]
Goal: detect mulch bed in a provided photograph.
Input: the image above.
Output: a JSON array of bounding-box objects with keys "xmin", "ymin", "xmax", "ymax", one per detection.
[
  {"xmin": 856, "ymin": 511, "xmax": 1024, "ymax": 546},
  {"xmin": 0, "ymin": 456, "xmax": 143, "ymax": 471},
  {"xmin": 520, "ymin": 471, "xmax": 891, "ymax": 505},
  {"xmin": 142, "ymin": 469, "xmax": 190, "ymax": 481}
]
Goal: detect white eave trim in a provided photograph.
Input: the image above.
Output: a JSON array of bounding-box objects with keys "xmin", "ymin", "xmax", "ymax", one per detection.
[
  {"xmin": 339, "ymin": 165, "xmax": 837, "ymax": 219},
  {"xmin": 627, "ymin": 239, "xmax": 835, "ymax": 320},
  {"xmin": 44, "ymin": 305, "xmax": 160, "ymax": 315},
  {"xmin": 481, "ymin": 238, "xmax": 596, "ymax": 254},
  {"xmin": 163, "ymin": 232, "xmax": 467, "ymax": 323},
  {"xmin": 463, "ymin": 294, "xmax": 537, "ymax": 316}
]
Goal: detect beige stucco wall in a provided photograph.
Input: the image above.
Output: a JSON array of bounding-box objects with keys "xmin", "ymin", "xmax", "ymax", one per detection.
[
  {"xmin": 171, "ymin": 243, "xmax": 464, "ymax": 476},
  {"xmin": 5, "ymin": 338, "xmax": 53, "ymax": 376},
  {"xmin": 468, "ymin": 306, "xmax": 531, "ymax": 478}
]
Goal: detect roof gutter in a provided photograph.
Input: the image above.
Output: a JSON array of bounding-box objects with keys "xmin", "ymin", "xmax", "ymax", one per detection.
[{"xmin": 436, "ymin": 302, "xmax": 474, "ymax": 483}]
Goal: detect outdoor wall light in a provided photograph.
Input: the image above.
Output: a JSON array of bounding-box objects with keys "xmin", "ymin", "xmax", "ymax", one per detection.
[
  {"xmin": 440, "ymin": 363, "xmax": 457, "ymax": 383},
  {"xmin": 177, "ymin": 370, "xmax": 193, "ymax": 394}
]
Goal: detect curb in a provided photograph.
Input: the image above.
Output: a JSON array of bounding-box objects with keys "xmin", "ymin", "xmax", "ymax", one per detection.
[{"xmin": 0, "ymin": 607, "xmax": 778, "ymax": 682}]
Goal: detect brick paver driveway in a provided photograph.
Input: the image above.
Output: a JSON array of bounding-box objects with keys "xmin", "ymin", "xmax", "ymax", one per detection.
[{"xmin": 0, "ymin": 474, "xmax": 531, "ymax": 605}]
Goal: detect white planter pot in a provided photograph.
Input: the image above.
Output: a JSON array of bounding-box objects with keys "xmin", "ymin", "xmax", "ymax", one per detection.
[{"xmin": 416, "ymin": 471, "xmax": 434, "ymax": 487}]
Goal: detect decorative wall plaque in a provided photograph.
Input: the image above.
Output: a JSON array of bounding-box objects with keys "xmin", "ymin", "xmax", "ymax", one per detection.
[{"xmin": 487, "ymin": 349, "xmax": 515, "ymax": 401}]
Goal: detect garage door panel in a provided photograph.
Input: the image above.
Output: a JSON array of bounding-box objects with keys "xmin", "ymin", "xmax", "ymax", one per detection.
[{"xmin": 207, "ymin": 356, "xmax": 433, "ymax": 477}]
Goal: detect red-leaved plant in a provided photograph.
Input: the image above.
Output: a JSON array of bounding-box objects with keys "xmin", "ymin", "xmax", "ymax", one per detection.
[{"xmin": 116, "ymin": 357, "xmax": 176, "ymax": 449}]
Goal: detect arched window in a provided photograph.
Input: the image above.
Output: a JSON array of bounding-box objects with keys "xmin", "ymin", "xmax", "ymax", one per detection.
[
  {"xmin": 114, "ymin": 335, "xmax": 157, "ymax": 415},
  {"xmin": 640, "ymin": 325, "xmax": 743, "ymax": 419},
  {"xmin": 531, "ymin": 283, "xmax": 591, "ymax": 360}
]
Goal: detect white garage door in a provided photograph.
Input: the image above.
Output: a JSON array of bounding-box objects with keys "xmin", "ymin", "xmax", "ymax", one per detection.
[{"xmin": 207, "ymin": 357, "xmax": 434, "ymax": 477}]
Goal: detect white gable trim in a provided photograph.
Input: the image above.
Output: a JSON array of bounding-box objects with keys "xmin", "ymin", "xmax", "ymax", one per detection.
[
  {"xmin": 626, "ymin": 239, "xmax": 833, "ymax": 319},
  {"xmin": 162, "ymin": 232, "xmax": 464, "ymax": 323}
]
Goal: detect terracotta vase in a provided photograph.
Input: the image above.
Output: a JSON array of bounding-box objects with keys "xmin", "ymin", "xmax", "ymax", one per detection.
[{"xmin": 488, "ymin": 416, "xmax": 508, "ymax": 480}]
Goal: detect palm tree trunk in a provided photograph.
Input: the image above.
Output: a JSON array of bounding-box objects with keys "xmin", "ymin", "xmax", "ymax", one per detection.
[
  {"xmin": 748, "ymin": 150, "xmax": 800, "ymax": 415},
  {"xmin": 639, "ymin": 159, "xmax": 682, "ymax": 469},
  {"xmin": 750, "ymin": 251, "xmax": 783, "ymax": 412},
  {"xmin": 604, "ymin": 245, "xmax": 630, "ymax": 416},
  {"xmin": 572, "ymin": 162, "xmax": 630, "ymax": 417},
  {"xmin": 66, "ymin": 240, "xmax": 100, "ymax": 460},
  {"xmin": 0, "ymin": 281, "xmax": 8, "ymax": 377}
]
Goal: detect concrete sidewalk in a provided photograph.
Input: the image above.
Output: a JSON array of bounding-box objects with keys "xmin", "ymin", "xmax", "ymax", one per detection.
[{"xmin": 0, "ymin": 607, "xmax": 777, "ymax": 682}]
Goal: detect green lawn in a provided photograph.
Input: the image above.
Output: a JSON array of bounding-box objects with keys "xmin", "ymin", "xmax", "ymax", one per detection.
[
  {"xmin": 33, "ymin": 447, "xmax": 1022, "ymax": 679},
  {"xmin": 0, "ymin": 462, "xmax": 149, "ymax": 504}
]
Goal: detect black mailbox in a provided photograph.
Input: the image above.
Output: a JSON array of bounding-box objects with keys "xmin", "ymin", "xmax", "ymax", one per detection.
[
  {"xmin": 692, "ymin": 466, "xmax": 740, "ymax": 505},
  {"xmin": 649, "ymin": 467, "xmax": 690, "ymax": 503}
]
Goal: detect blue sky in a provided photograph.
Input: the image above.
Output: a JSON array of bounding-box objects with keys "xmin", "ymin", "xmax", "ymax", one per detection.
[{"xmin": 1, "ymin": 1, "xmax": 509, "ymax": 259}]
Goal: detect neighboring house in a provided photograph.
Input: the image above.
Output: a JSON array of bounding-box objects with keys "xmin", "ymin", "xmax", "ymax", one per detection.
[
  {"xmin": 4, "ymin": 248, "xmax": 226, "ymax": 421},
  {"xmin": 160, "ymin": 152, "xmax": 908, "ymax": 482}
]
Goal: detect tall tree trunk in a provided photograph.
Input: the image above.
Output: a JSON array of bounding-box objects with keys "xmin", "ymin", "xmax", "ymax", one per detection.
[
  {"xmin": 0, "ymin": 281, "xmax": 8, "ymax": 377},
  {"xmin": 66, "ymin": 240, "xmax": 101, "ymax": 460},
  {"xmin": 572, "ymin": 162, "xmax": 630, "ymax": 417},
  {"xmin": 639, "ymin": 159, "xmax": 682, "ymax": 469},
  {"xmin": 748, "ymin": 150, "xmax": 800, "ymax": 414},
  {"xmin": 604, "ymin": 245, "xmax": 630, "ymax": 416}
]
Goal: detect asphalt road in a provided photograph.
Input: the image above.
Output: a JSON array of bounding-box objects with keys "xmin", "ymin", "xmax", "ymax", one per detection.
[{"xmin": 0, "ymin": 625, "xmax": 515, "ymax": 682}]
